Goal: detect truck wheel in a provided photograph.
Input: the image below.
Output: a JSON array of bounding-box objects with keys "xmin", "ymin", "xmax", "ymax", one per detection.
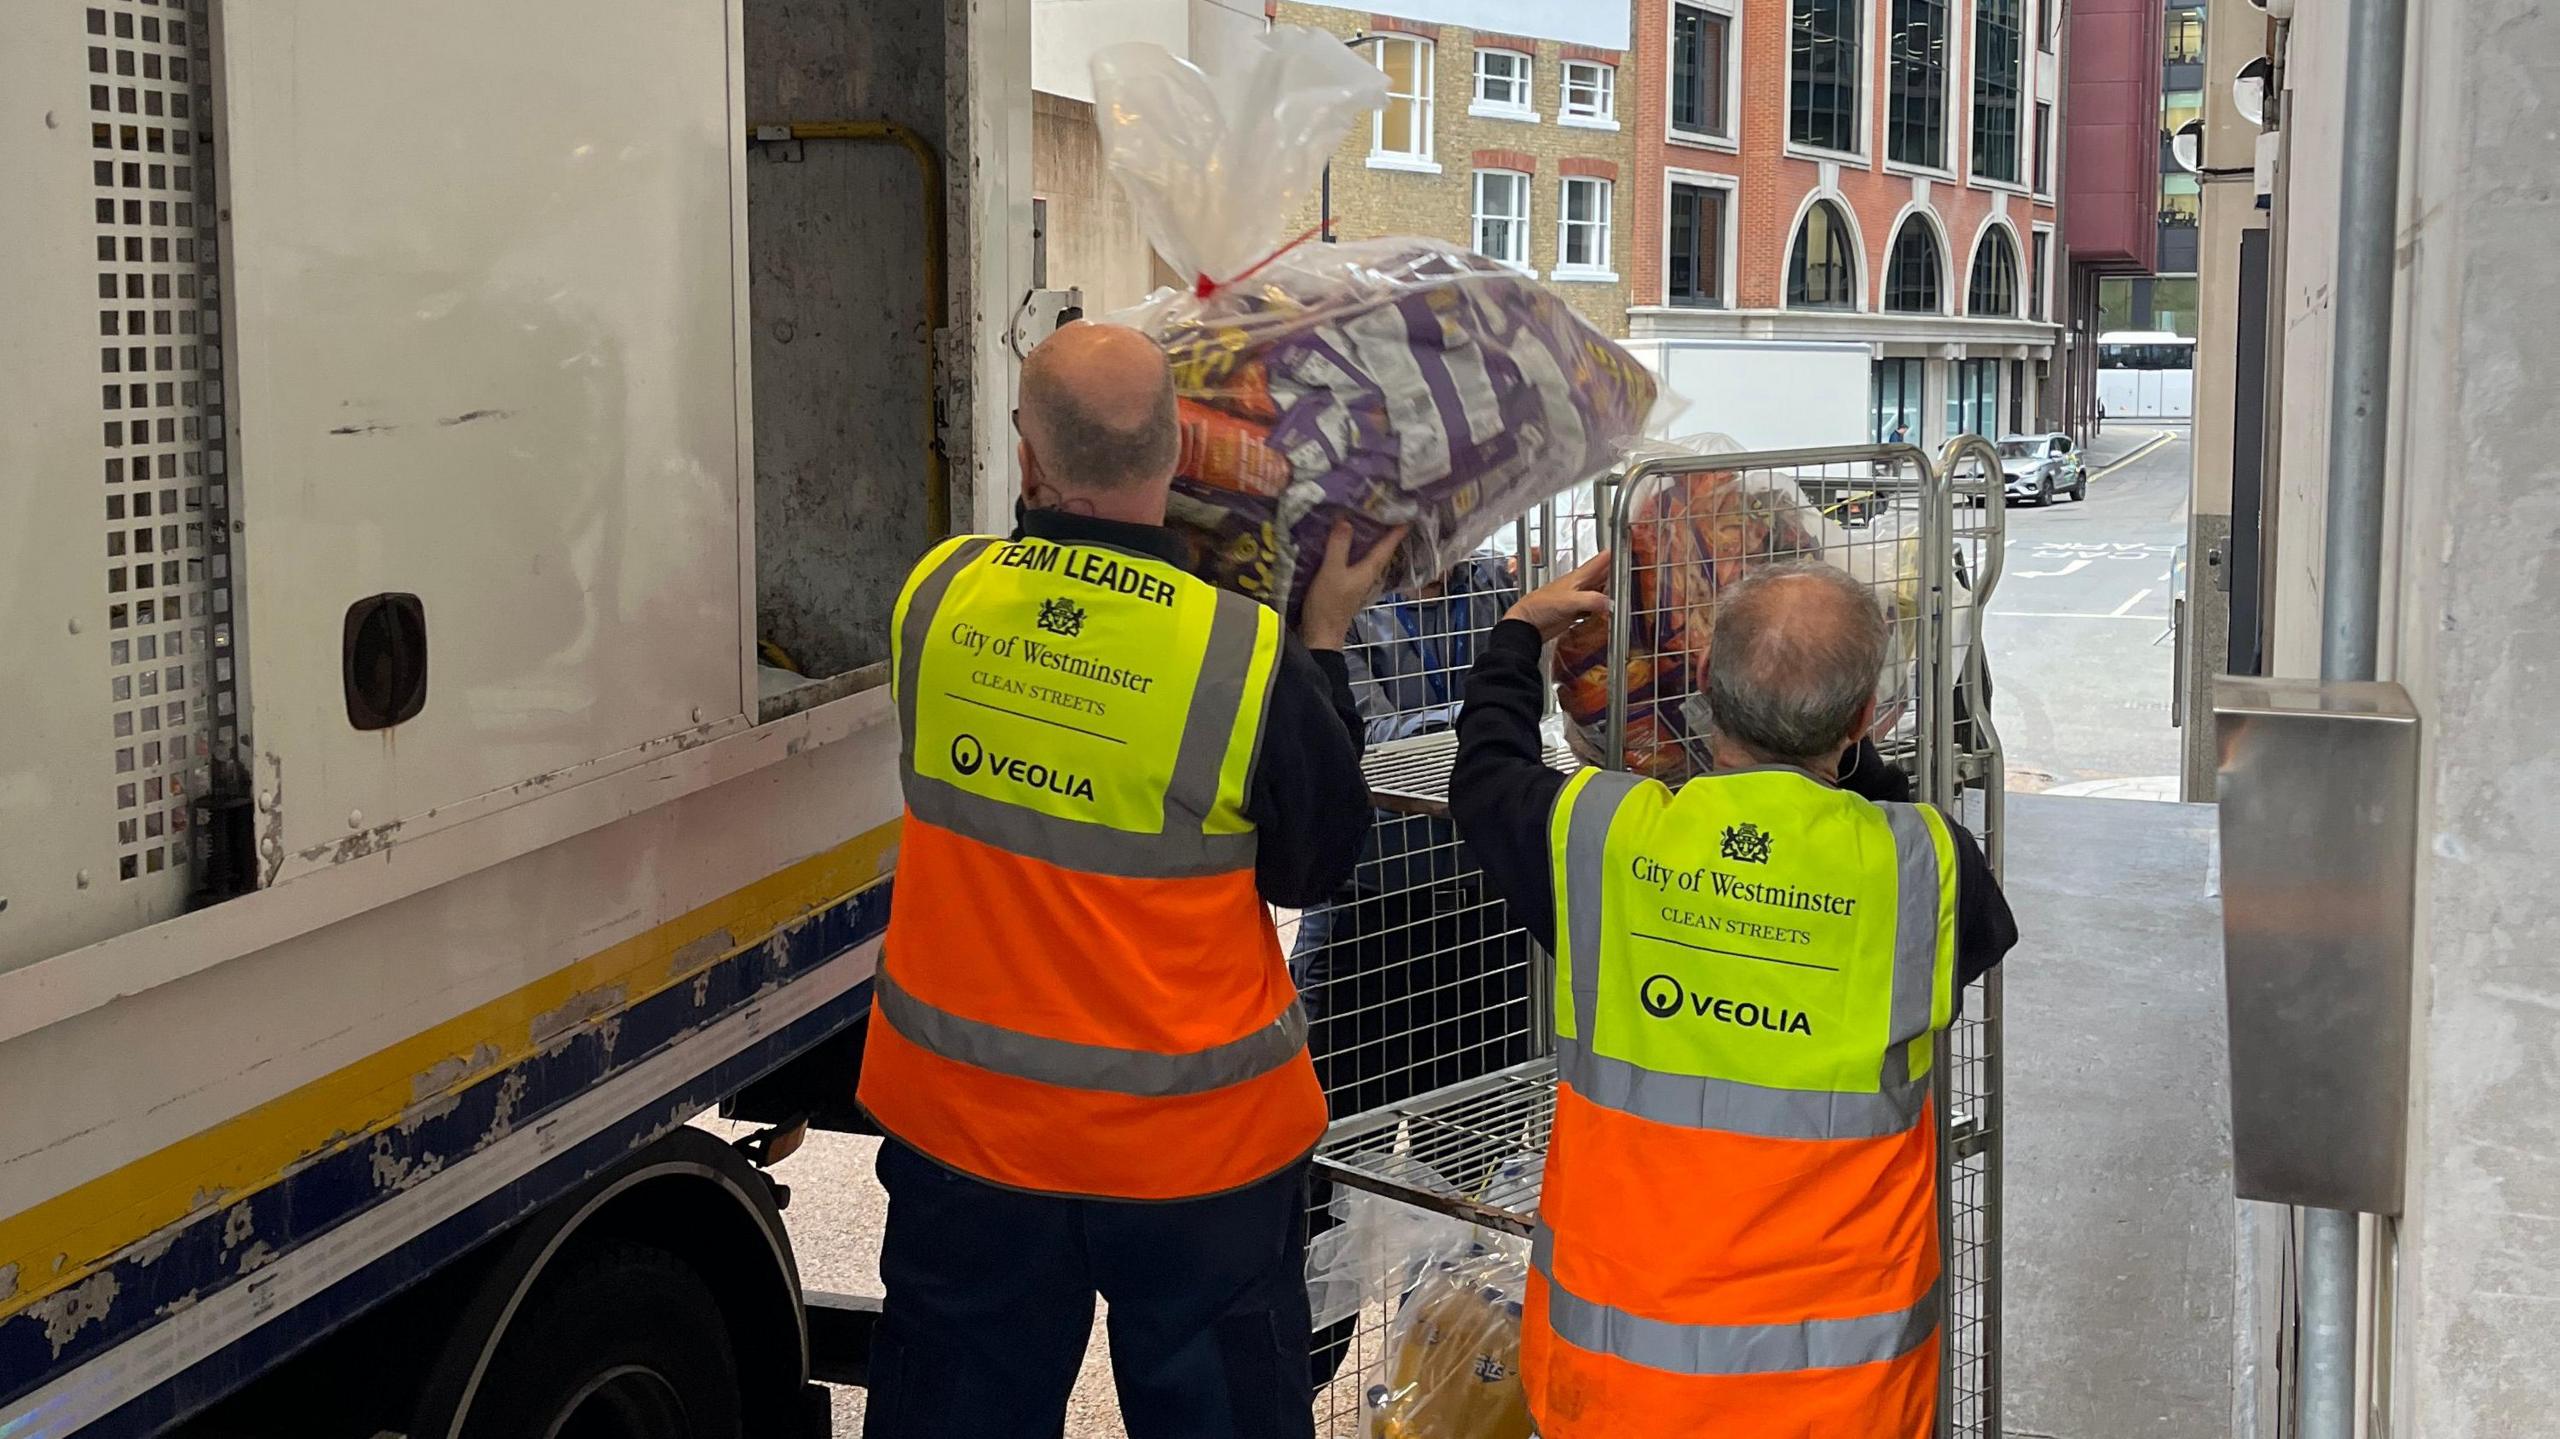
[{"xmin": 461, "ymin": 1241, "xmax": 743, "ymax": 1439}]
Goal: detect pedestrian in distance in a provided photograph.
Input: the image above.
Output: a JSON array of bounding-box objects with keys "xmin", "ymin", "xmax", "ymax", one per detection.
[
  {"xmin": 858, "ymin": 321, "xmax": 1401, "ymax": 1439},
  {"xmin": 1449, "ymin": 554, "xmax": 2019, "ymax": 1439}
]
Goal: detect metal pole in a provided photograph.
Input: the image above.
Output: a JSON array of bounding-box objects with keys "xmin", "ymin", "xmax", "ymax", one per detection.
[
  {"xmin": 2302, "ymin": 0, "xmax": 2410, "ymax": 1432},
  {"xmin": 1320, "ymin": 162, "xmax": 1334, "ymax": 243}
]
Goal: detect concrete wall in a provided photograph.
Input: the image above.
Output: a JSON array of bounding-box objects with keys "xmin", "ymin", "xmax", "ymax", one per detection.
[
  {"xmin": 2174, "ymin": 2, "xmax": 2271, "ymax": 799},
  {"xmin": 1032, "ymin": 93, "xmax": 1172, "ymax": 315},
  {"xmin": 2251, "ymin": 2, "xmax": 2560, "ymax": 1433}
]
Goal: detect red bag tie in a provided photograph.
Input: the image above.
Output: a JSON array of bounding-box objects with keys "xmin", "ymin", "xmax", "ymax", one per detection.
[{"xmin": 1193, "ymin": 221, "xmax": 1331, "ymax": 299}]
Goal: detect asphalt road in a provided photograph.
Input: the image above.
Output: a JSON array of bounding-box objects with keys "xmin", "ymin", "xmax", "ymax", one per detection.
[{"xmin": 1983, "ymin": 423, "xmax": 2190, "ymax": 792}]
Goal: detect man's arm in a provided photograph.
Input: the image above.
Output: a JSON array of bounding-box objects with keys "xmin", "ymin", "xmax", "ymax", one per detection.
[
  {"xmin": 1948, "ymin": 822, "xmax": 2018, "ymax": 992},
  {"xmin": 1246, "ymin": 638, "xmax": 1372, "ymax": 908},
  {"xmin": 1448, "ymin": 619, "xmax": 1567, "ymax": 954}
]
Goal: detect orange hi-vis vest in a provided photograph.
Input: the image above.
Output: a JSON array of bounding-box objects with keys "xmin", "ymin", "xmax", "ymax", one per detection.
[
  {"xmin": 1525, "ymin": 766, "xmax": 1960, "ymax": 1438},
  {"xmin": 858, "ymin": 533, "xmax": 1327, "ymax": 1201}
]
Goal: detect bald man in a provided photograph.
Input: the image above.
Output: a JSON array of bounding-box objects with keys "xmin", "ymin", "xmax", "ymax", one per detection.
[
  {"xmin": 859, "ymin": 323, "xmax": 1393, "ymax": 1439},
  {"xmin": 1448, "ymin": 559, "xmax": 2015, "ymax": 1438}
]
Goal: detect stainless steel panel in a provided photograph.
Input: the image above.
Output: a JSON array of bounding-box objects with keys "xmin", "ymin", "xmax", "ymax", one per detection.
[{"xmin": 2214, "ymin": 676, "xmax": 2418, "ymax": 1213}]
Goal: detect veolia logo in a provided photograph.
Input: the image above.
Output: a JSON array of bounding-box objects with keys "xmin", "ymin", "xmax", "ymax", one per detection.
[
  {"xmin": 949, "ymin": 733, "xmax": 1097, "ymax": 802},
  {"xmin": 1640, "ymin": 974, "xmax": 1684, "ymax": 1019}
]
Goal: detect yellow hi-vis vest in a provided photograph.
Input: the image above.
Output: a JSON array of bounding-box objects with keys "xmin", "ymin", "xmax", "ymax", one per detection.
[
  {"xmin": 1524, "ymin": 765, "xmax": 1960, "ymax": 1439},
  {"xmin": 860, "ymin": 533, "xmax": 1329, "ymax": 1200}
]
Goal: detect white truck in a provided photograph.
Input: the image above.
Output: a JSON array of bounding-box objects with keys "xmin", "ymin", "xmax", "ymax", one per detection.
[{"xmin": 0, "ymin": 2, "xmax": 1034, "ymax": 1433}]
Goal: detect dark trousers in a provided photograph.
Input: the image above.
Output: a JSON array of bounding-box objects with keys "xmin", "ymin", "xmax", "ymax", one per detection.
[{"xmin": 862, "ymin": 1138, "xmax": 1316, "ymax": 1439}]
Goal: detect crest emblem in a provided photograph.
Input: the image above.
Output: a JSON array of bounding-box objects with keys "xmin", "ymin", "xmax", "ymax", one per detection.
[
  {"xmin": 1035, "ymin": 596, "xmax": 1086, "ymax": 638},
  {"xmin": 1719, "ymin": 822, "xmax": 1773, "ymax": 864}
]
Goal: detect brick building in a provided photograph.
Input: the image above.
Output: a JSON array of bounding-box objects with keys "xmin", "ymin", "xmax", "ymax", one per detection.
[
  {"xmin": 1274, "ymin": 1, "xmax": 1640, "ymax": 339},
  {"xmin": 1621, "ymin": 0, "xmax": 2068, "ymax": 448}
]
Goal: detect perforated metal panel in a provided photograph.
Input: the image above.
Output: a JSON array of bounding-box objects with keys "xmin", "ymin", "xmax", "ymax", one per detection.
[{"xmin": 86, "ymin": 0, "xmax": 229, "ymax": 891}]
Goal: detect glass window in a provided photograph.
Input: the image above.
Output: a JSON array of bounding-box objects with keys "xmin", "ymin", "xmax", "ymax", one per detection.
[
  {"xmin": 1970, "ymin": 0, "xmax": 2023, "ymax": 183},
  {"xmin": 1968, "ymin": 227, "xmax": 2019, "ymax": 315},
  {"xmin": 2166, "ymin": 6, "xmax": 2205, "ymax": 64},
  {"xmin": 1373, "ymin": 36, "xmax": 1435, "ymax": 161},
  {"xmin": 2162, "ymin": 90, "xmax": 2205, "ymax": 147},
  {"xmin": 1472, "ymin": 170, "xmax": 1530, "ymax": 267},
  {"xmin": 1788, "ymin": 199, "xmax": 1857, "ymax": 309},
  {"xmin": 2030, "ymin": 229, "xmax": 2050, "ymax": 320},
  {"xmin": 1790, "ymin": 0, "xmax": 1862, "ymax": 153},
  {"xmin": 1886, "ymin": 0, "xmax": 1949, "ymax": 169},
  {"xmin": 2161, "ymin": 173, "xmax": 2202, "ymax": 226},
  {"xmin": 2034, "ymin": 100, "xmax": 2053, "ymax": 191},
  {"xmin": 1562, "ymin": 61, "xmax": 1615, "ymax": 122},
  {"xmin": 1474, "ymin": 49, "xmax": 1531, "ymax": 112},
  {"xmin": 1885, "ymin": 219, "xmax": 1943, "ymax": 313},
  {"xmin": 1667, "ymin": 182, "xmax": 1726, "ymax": 307},
  {"xmin": 1559, "ymin": 177, "xmax": 1614, "ymax": 273},
  {"xmin": 1873, "ymin": 357, "xmax": 1925, "ymax": 443},
  {"xmin": 1947, "ymin": 356, "xmax": 2000, "ymax": 438},
  {"xmin": 1672, "ymin": 3, "xmax": 1732, "ymax": 138}
]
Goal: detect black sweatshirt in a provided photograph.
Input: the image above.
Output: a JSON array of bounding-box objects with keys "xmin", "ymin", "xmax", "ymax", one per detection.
[
  {"xmin": 1448, "ymin": 619, "xmax": 2019, "ymax": 997},
  {"xmin": 1013, "ymin": 509, "xmax": 1371, "ymax": 908}
]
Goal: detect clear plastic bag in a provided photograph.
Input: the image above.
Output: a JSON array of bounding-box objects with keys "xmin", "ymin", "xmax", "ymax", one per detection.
[
  {"xmin": 1091, "ymin": 31, "xmax": 1662, "ymax": 617},
  {"xmin": 1365, "ymin": 1240, "xmax": 1535, "ymax": 1439},
  {"xmin": 1549, "ymin": 434, "xmax": 1928, "ymax": 782}
]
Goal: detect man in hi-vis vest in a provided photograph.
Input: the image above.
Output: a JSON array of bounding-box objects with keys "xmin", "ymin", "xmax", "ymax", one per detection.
[
  {"xmin": 1449, "ymin": 557, "xmax": 2018, "ymax": 1438},
  {"xmin": 858, "ymin": 323, "xmax": 1394, "ymax": 1439}
]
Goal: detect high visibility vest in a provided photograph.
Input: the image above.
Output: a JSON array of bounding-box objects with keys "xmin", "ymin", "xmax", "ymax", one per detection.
[
  {"xmin": 858, "ymin": 533, "xmax": 1327, "ymax": 1201},
  {"xmin": 1525, "ymin": 766, "xmax": 1959, "ymax": 1439}
]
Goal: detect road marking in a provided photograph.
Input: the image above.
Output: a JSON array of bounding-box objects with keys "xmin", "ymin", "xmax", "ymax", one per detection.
[
  {"xmin": 2088, "ymin": 429, "xmax": 2177, "ymax": 483},
  {"xmin": 2012, "ymin": 557, "xmax": 2093, "ymax": 580},
  {"xmin": 2111, "ymin": 588, "xmax": 2154, "ymax": 617},
  {"xmin": 1990, "ymin": 610, "xmax": 2165, "ymax": 621}
]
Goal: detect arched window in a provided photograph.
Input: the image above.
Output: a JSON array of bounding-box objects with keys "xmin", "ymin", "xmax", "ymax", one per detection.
[
  {"xmin": 1787, "ymin": 200, "xmax": 1857, "ymax": 309},
  {"xmin": 1884, "ymin": 218, "xmax": 1943, "ymax": 314},
  {"xmin": 1968, "ymin": 228, "xmax": 2020, "ymax": 316}
]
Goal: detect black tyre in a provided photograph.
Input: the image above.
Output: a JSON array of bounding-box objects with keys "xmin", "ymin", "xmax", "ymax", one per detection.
[
  {"xmin": 2037, "ymin": 476, "xmax": 2054, "ymax": 507},
  {"xmin": 461, "ymin": 1242, "xmax": 743, "ymax": 1439},
  {"xmin": 2074, "ymin": 473, "xmax": 2089, "ymax": 501}
]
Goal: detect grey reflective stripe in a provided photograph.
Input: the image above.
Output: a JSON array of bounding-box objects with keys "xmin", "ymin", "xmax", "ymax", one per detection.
[
  {"xmin": 874, "ymin": 964, "xmax": 1308, "ymax": 1098},
  {"xmin": 895, "ymin": 537, "xmax": 997, "ymax": 772},
  {"xmin": 902, "ymin": 775, "xmax": 1261, "ymax": 879},
  {"xmin": 1533, "ymin": 1225, "xmax": 1941, "ymax": 1377},
  {"xmin": 1557, "ymin": 1041, "xmax": 1929, "ymax": 1141},
  {"xmin": 1877, "ymin": 803, "xmax": 1946, "ymax": 1089},
  {"xmin": 893, "ymin": 538, "xmax": 1263, "ymax": 881},
  {"xmin": 1560, "ymin": 770, "xmax": 1646, "ymax": 1046},
  {"xmin": 1163, "ymin": 591, "xmax": 1267, "ymax": 828}
]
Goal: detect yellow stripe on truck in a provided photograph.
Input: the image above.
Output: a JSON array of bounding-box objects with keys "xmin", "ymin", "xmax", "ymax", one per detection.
[{"xmin": 0, "ymin": 819, "xmax": 901, "ymax": 1320}]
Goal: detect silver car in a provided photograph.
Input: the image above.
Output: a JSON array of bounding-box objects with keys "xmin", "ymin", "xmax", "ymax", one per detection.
[{"xmin": 1998, "ymin": 433, "xmax": 2086, "ymax": 505}]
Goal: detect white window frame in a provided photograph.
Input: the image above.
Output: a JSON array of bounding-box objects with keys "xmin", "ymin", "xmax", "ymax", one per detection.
[
  {"xmin": 1552, "ymin": 176, "xmax": 1618, "ymax": 283},
  {"xmin": 1469, "ymin": 48, "xmax": 1538, "ymax": 122},
  {"xmin": 1369, "ymin": 35, "xmax": 1440, "ymax": 172},
  {"xmin": 1667, "ymin": 0, "xmax": 1742, "ymax": 151},
  {"xmin": 1559, "ymin": 60, "xmax": 1619, "ymax": 130},
  {"xmin": 1471, "ymin": 169, "xmax": 1533, "ymax": 270},
  {"xmin": 1661, "ymin": 168, "xmax": 1739, "ymax": 309},
  {"xmin": 2031, "ymin": 219, "xmax": 2057, "ymax": 323}
]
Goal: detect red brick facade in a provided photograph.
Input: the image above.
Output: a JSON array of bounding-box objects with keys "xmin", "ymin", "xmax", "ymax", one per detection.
[
  {"xmin": 1628, "ymin": 0, "xmax": 2060, "ymax": 312},
  {"xmin": 1561, "ymin": 156, "xmax": 1620, "ymax": 181},
  {"xmin": 1473, "ymin": 147, "xmax": 1540, "ymax": 172},
  {"xmin": 1367, "ymin": 12, "xmax": 1441, "ymax": 38}
]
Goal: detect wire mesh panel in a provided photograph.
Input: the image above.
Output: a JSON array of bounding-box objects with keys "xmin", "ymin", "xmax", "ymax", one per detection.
[{"xmin": 1303, "ymin": 447, "xmax": 2006, "ymax": 1436}]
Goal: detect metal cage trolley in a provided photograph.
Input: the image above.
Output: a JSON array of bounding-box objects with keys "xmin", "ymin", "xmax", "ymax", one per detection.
[{"xmin": 1309, "ymin": 440, "xmax": 2008, "ymax": 1438}]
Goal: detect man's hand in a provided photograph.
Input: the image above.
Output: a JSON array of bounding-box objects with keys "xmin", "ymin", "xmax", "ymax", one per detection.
[
  {"xmin": 1299, "ymin": 521, "xmax": 1409, "ymax": 651},
  {"xmin": 1504, "ymin": 550, "xmax": 1612, "ymax": 642}
]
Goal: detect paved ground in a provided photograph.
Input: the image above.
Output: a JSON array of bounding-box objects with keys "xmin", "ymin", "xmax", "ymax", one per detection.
[
  {"xmin": 1985, "ymin": 424, "xmax": 2190, "ymax": 794},
  {"xmin": 1999, "ymin": 794, "xmax": 2232, "ymax": 1439}
]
